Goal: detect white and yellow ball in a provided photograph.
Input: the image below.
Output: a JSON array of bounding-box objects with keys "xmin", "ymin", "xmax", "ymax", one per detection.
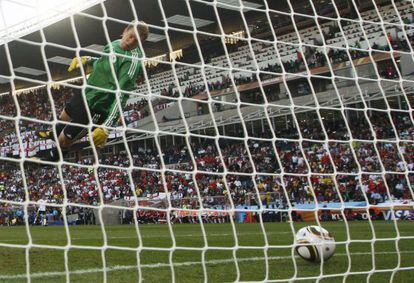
[{"xmin": 295, "ymin": 225, "xmax": 336, "ymax": 262}]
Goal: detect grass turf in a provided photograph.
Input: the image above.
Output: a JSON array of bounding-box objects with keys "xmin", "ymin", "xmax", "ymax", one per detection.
[{"xmin": 0, "ymin": 221, "xmax": 413, "ymax": 282}]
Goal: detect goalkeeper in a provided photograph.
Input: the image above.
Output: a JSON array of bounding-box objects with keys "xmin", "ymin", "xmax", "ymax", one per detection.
[{"xmin": 38, "ymin": 21, "xmax": 148, "ymax": 161}]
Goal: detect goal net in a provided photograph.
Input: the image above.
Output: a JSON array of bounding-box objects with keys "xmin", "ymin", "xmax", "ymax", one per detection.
[{"xmin": 0, "ymin": 0, "xmax": 413, "ymax": 281}]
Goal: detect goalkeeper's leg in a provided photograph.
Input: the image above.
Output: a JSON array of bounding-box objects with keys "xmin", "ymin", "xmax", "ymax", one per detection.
[
  {"xmin": 44, "ymin": 118, "xmax": 105, "ymax": 161},
  {"xmin": 38, "ymin": 90, "xmax": 100, "ymax": 161},
  {"xmin": 37, "ymin": 110, "xmax": 71, "ymax": 140},
  {"xmin": 35, "ymin": 109, "xmax": 78, "ymax": 161},
  {"xmin": 36, "ymin": 89, "xmax": 108, "ymax": 161}
]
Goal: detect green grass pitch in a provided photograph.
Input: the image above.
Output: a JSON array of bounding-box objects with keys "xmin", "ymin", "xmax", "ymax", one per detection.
[{"xmin": 0, "ymin": 221, "xmax": 413, "ymax": 282}]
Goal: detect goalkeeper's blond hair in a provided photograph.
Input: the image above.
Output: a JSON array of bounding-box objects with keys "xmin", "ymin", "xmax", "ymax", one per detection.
[{"xmin": 125, "ymin": 21, "xmax": 149, "ymax": 42}]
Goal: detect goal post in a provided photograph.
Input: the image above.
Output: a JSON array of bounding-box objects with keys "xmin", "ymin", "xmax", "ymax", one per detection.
[{"xmin": 0, "ymin": 0, "xmax": 414, "ymax": 282}]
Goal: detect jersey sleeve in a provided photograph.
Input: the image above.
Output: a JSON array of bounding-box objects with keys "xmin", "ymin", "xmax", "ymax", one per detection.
[{"xmin": 87, "ymin": 57, "xmax": 99, "ymax": 67}]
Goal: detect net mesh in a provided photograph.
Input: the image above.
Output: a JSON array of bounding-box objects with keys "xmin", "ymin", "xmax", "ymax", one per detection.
[{"xmin": 0, "ymin": 0, "xmax": 414, "ymax": 281}]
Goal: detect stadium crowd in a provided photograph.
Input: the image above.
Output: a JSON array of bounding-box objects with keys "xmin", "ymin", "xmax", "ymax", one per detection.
[
  {"xmin": 0, "ymin": 98, "xmax": 413, "ymax": 225},
  {"xmin": 0, "ymin": 112, "xmax": 412, "ymax": 211}
]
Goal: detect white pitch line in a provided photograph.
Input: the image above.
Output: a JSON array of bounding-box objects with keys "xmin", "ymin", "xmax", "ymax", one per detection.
[
  {"xmin": 0, "ymin": 251, "xmax": 413, "ymax": 280},
  {"xmin": 0, "ymin": 231, "xmax": 292, "ymax": 243},
  {"xmin": 70, "ymin": 231, "xmax": 292, "ymax": 240}
]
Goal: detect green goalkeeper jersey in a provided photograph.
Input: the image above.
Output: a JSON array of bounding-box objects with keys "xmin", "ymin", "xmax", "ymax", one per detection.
[{"xmin": 85, "ymin": 39, "xmax": 143, "ymax": 127}]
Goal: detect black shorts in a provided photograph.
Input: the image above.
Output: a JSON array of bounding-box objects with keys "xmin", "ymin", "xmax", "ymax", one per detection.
[{"xmin": 63, "ymin": 90, "xmax": 106, "ymax": 141}]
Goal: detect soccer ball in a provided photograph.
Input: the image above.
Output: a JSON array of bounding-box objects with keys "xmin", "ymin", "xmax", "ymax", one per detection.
[{"xmin": 295, "ymin": 225, "xmax": 336, "ymax": 262}]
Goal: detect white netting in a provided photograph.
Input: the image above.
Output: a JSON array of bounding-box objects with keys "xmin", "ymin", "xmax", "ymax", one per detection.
[{"xmin": 0, "ymin": 0, "xmax": 414, "ymax": 282}]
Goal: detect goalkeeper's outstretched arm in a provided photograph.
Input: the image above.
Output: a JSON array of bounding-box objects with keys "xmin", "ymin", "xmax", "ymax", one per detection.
[{"xmin": 67, "ymin": 56, "xmax": 98, "ymax": 72}]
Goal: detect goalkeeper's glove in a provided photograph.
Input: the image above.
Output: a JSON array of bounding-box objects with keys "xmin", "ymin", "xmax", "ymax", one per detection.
[
  {"xmin": 68, "ymin": 56, "xmax": 90, "ymax": 72},
  {"xmin": 92, "ymin": 127, "xmax": 109, "ymax": 148}
]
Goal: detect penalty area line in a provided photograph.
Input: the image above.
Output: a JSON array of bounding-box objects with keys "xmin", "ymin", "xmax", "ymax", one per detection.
[
  {"xmin": 0, "ymin": 231, "xmax": 293, "ymax": 243},
  {"xmin": 0, "ymin": 250, "xmax": 413, "ymax": 280}
]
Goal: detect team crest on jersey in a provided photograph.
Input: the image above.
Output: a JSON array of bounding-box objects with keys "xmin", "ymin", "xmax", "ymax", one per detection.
[{"xmin": 110, "ymin": 54, "xmax": 117, "ymax": 63}]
